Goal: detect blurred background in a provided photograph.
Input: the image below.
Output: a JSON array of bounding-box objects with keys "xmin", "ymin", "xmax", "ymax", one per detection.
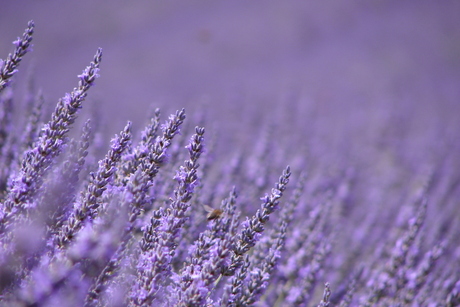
[{"xmin": 1, "ymin": 1, "xmax": 459, "ymax": 157}]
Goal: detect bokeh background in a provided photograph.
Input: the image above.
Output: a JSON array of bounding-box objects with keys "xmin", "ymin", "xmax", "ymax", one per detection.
[{"xmin": 1, "ymin": 1, "xmax": 460, "ymax": 156}]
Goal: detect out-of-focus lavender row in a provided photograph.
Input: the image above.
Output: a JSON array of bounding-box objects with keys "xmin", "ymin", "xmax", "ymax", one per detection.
[{"xmin": 0, "ymin": 18, "xmax": 459, "ymax": 307}]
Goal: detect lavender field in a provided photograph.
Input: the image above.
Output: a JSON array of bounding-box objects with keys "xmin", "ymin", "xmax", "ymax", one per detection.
[{"xmin": 0, "ymin": 2, "xmax": 459, "ymax": 306}]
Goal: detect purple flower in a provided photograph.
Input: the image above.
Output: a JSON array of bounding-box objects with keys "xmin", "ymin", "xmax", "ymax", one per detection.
[{"xmin": 0, "ymin": 18, "xmax": 459, "ymax": 307}]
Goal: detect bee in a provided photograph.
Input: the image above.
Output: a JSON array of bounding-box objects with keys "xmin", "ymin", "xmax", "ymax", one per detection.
[{"xmin": 203, "ymin": 204, "xmax": 223, "ymax": 220}]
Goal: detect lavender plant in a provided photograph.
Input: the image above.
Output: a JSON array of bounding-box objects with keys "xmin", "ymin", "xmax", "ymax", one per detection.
[{"xmin": 0, "ymin": 21, "xmax": 459, "ymax": 307}]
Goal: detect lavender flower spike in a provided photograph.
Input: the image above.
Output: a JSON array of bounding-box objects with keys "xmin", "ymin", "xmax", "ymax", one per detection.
[
  {"xmin": 54, "ymin": 121, "xmax": 131, "ymax": 250},
  {"xmin": 0, "ymin": 48, "xmax": 102, "ymax": 237},
  {"xmin": 130, "ymin": 126, "xmax": 205, "ymax": 306},
  {"xmin": 317, "ymin": 283, "xmax": 332, "ymax": 307},
  {"xmin": 237, "ymin": 220, "xmax": 288, "ymax": 306},
  {"xmin": 226, "ymin": 166, "xmax": 291, "ymax": 276},
  {"xmin": 0, "ymin": 21, "xmax": 34, "ymax": 92}
]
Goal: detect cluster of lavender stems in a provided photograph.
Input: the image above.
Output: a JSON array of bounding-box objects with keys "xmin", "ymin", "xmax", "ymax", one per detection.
[{"xmin": 0, "ymin": 21, "xmax": 459, "ymax": 307}]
